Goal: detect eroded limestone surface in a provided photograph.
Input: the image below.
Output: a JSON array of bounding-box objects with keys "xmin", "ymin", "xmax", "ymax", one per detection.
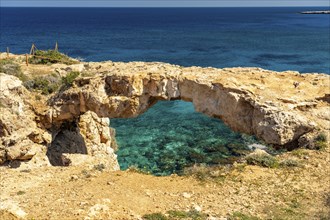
[{"xmin": 48, "ymin": 62, "xmax": 329, "ymax": 147}]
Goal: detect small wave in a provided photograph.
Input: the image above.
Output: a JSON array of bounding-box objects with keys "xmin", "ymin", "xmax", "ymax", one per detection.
[{"xmin": 74, "ymin": 56, "xmax": 86, "ymax": 62}]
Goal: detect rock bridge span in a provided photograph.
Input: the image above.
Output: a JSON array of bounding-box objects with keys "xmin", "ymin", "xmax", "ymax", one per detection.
[
  {"xmin": 47, "ymin": 62, "xmax": 329, "ymax": 147},
  {"xmin": 1, "ymin": 60, "xmax": 329, "ymax": 168}
]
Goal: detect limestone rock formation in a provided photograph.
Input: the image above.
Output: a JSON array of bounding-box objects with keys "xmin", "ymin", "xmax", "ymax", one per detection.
[
  {"xmin": 0, "ymin": 73, "xmax": 51, "ymax": 167},
  {"xmin": 47, "ymin": 62, "xmax": 329, "ymax": 147},
  {"xmin": 0, "ymin": 73, "xmax": 119, "ymax": 169},
  {"xmin": 47, "ymin": 111, "xmax": 119, "ymax": 169}
]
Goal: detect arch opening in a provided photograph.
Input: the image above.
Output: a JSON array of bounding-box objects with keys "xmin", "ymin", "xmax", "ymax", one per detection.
[{"xmin": 111, "ymin": 100, "xmax": 263, "ymax": 176}]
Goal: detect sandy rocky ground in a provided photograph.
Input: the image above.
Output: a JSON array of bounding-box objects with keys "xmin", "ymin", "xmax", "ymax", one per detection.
[{"xmin": 0, "ymin": 147, "xmax": 329, "ymax": 220}]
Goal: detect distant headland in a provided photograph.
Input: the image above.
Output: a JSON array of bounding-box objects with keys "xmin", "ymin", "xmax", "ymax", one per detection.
[{"xmin": 300, "ymin": 11, "xmax": 330, "ymax": 14}]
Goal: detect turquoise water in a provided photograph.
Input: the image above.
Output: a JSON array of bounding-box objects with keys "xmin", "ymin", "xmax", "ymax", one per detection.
[{"xmin": 111, "ymin": 101, "xmax": 259, "ymax": 175}]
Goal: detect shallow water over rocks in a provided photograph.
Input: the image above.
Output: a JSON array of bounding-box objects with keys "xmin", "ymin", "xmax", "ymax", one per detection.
[{"xmin": 112, "ymin": 100, "xmax": 261, "ymax": 176}]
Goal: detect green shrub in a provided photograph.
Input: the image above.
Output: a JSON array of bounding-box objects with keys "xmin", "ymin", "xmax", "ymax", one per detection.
[
  {"xmin": 314, "ymin": 133, "xmax": 328, "ymax": 150},
  {"xmin": 29, "ymin": 50, "xmax": 78, "ymax": 65},
  {"xmin": 143, "ymin": 210, "xmax": 209, "ymax": 220},
  {"xmin": 168, "ymin": 209, "xmax": 208, "ymax": 220},
  {"xmin": 291, "ymin": 149, "xmax": 308, "ymax": 158},
  {"xmin": 0, "ymin": 59, "xmax": 28, "ymax": 82},
  {"xmin": 246, "ymin": 153, "xmax": 279, "ymax": 168},
  {"xmin": 183, "ymin": 164, "xmax": 231, "ymax": 182},
  {"xmin": 279, "ymin": 159, "xmax": 300, "ymax": 168},
  {"xmin": 81, "ymin": 169, "xmax": 91, "ymax": 178},
  {"xmin": 23, "ymin": 71, "xmax": 80, "ymax": 94},
  {"xmin": 35, "ymin": 95, "xmax": 42, "ymax": 101},
  {"xmin": 228, "ymin": 212, "xmax": 260, "ymax": 220},
  {"xmin": 183, "ymin": 164, "xmax": 210, "ymax": 181},
  {"xmin": 16, "ymin": 190, "xmax": 26, "ymax": 195},
  {"xmin": 23, "ymin": 74, "xmax": 61, "ymax": 95},
  {"xmin": 314, "ymin": 141, "xmax": 327, "ymax": 150},
  {"xmin": 62, "ymin": 71, "xmax": 80, "ymax": 87},
  {"xmin": 167, "ymin": 210, "xmax": 189, "ymax": 218},
  {"xmin": 315, "ymin": 133, "xmax": 327, "ymax": 142},
  {"xmin": 142, "ymin": 213, "xmax": 168, "ymax": 220},
  {"xmin": 93, "ymin": 163, "xmax": 106, "ymax": 172}
]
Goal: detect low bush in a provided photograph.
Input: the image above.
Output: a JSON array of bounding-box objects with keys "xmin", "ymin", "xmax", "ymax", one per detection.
[
  {"xmin": 142, "ymin": 210, "xmax": 209, "ymax": 220},
  {"xmin": 23, "ymin": 74, "xmax": 61, "ymax": 95},
  {"xmin": 315, "ymin": 133, "xmax": 327, "ymax": 142},
  {"xmin": 81, "ymin": 169, "xmax": 91, "ymax": 178},
  {"xmin": 228, "ymin": 212, "xmax": 260, "ymax": 220},
  {"xmin": 291, "ymin": 149, "xmax": 308, "ymax": 158},
  {"xmin": 0, "ymin": 59, "xmax": 28, "ymax": 82},
  {"xmin": 93, "ymin": 163, "xmax": 106, "ymax": 172},
  {"xmin": 23, "ymin": 71, "xmax": 80, "ymax": 95},
  {"xmin": 279, "ymin": 159, "xmax": 301, "ymax": 168},
  {"xmin": 142, "ymin": 213, "xmax": 168, "ymax": 220},
  {"xmin": 16, "ymin": 190, "xmax": 26, "ymax": 195},
  {"xmin": 183, "ymin": 164, "xmax": 228, "ymax": 182},
  {"xmin": 62, "ymin": 71, "xmax": 80, "ymax": 87},
  {"xmin": 168, "ymin": 209, "xmax": 208, "ymax": 219},
  {"xmin": 29, "ymin": 50, "xmax": 78, "ymax": 65},
  {"xmin": 246, "ymin": 153, "xmax": 279, "ymax": 168},
  {"xmin": 314, "ymin": 132, "xmax": 328, "ymax": 150}
]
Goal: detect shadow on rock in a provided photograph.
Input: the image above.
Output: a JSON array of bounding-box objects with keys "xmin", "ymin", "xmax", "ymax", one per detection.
[{"xmin": 46, "ymin": 121, "xmax": 87, "ymax": 166}]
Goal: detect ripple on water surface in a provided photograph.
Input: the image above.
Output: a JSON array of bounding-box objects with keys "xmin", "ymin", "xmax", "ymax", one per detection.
[{"xmin": 111, "ymin": 100, "xmax": 262, "ymax": 176}]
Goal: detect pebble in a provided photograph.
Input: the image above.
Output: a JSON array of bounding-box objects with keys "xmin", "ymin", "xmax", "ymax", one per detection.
[
  {"xmin": 182, "ymin": 192, "xmax": 192, "ymax": 198},
  {"xmin": 70, "ymin": 175, "xmax": 79, "ymax": 180},
  {"xmin": 193, "ymin": 204, "xmax": 202, "ymax": 212}
]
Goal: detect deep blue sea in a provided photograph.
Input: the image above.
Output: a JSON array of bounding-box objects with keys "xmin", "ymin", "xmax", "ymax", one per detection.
[
  {"xmin": 1, "ymin": 7, "xmax": 329, "ymax": 174},
  {"xmin": 1, "ymin": 7, "xmax": 329, "ymax": 73}
]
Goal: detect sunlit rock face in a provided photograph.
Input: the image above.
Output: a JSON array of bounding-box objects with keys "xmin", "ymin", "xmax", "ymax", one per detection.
[
  {"xmin": 48, "ymin": 62, "xmax": 329, "ymax": 147},
  {"xmin": 1, "ymin": 60, "xmax": 329, "ymax": 168},
  {"xmin": 0, "ymin": 73, "xmax": 119, "ymax": 170},
  {"xmin": 0, "ymin": 73, "xmax": 51, "ymax": 167}
]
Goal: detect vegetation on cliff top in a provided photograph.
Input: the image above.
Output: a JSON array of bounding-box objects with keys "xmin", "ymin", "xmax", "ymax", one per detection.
[
  {"xmin": 23, "ymin": 74, "xmax": 61, "ymax": 95},
  {"xmin": 0, "ymin": 59, "xmax": 28, "ymax": 82},
  {"xmin": 28, "ymin": 50, "xmax": 78, "ymax": 65},
  {"xmin": 1, "ymin": 55, "xmax": 80, "ymax": 95},
  {"xmin": 22, "ymin": 71, "xmax": 80, "ymax": 95}
]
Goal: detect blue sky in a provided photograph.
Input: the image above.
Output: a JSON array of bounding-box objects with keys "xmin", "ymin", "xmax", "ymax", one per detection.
[{"xmin": 1, "ymin": 0, "xmax": 329, "ymax": 7}]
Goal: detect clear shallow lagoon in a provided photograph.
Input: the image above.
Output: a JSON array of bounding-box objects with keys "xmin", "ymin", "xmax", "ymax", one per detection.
[
  {"xmin": 111, "ymin": 101, "xmax": 259, "ymax": 175},
  {"xmin": 1, "ymin": 7, "xmax": 329, "ymax": 174}
]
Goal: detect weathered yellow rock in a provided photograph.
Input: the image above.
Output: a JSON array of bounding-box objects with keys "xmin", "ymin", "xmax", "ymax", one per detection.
[{"xmin": 47, "ymin": 62, "xmax": 329, "ymax": 146}]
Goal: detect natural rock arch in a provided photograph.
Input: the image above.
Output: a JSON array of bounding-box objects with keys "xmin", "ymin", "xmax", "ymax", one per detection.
[
  {"xmin": 1, "ymin": 61, "xmax": 329, "ymax": 169},
  {"xmin": 47, "ymin": 62, "xmax": 328, "ymax": 147}
]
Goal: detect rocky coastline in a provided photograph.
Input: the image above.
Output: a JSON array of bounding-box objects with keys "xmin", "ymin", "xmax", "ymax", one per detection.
[{"xmin": 0, "ymin": 53, "xmax": 329, "ymax": 169}]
